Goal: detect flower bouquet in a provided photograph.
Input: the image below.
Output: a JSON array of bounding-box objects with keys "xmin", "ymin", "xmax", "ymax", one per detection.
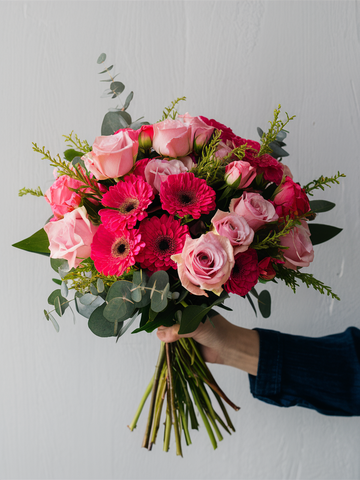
[{"xmin": 14, "ymin": 54, "xmax": 344, "ymax": 456}]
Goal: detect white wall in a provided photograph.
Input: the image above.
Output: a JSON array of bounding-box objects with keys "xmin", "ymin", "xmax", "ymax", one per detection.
[{"xmin": 2, "ymin": 1, "xmax": 360, "ymax": 479}]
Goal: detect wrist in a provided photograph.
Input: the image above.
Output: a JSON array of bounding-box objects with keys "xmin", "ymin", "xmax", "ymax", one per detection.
[{"xmin": 221, "ymin": 324, "xmax": 259, "ymax": 376}]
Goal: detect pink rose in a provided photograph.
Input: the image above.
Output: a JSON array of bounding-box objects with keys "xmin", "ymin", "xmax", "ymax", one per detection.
[
  {"xmin": 273, "ymin": 176, "xmax": 310, "ymax": 219},
  {"xmin": 44, "ymin": 206, "xmax": 98, "ymax": 270},
  {"xmin": 44, "ymin": 175, "xmax": 83, "ymax": 220},
  {"xmin": 215, "ymin": 140, "xmax": 233, "ymax": 160},
  {"xmin": 152, "ymin": 119, "xmax": 193, "ymax": 158},
  {"xmin": 171, "ymin": 232, "xmax": 234, "ymax": 297},
  {"xmin": 144, "ymin": 158, "xmax": 188, "ymax": 193},
  {"xmin": 224, "ymin": 161, "xmax": 257, "ymax": 189},
  {"xmin": 280, "ymin": 220, "xmax": 314, "ymax": 270},
  {"xmin": 83, "ymin": 129, "xmax": 139, "ymax": 180},
  {"xmin": 229, "ymin": 192, "xmax": 279, "ymax": 231},
  {"xmin": 211, "ymin": 210, "xmax": 254, "ymax": 255},
  {"xmin": 178, "ymin": 113, "xmax": 214, "ymax": 154}
]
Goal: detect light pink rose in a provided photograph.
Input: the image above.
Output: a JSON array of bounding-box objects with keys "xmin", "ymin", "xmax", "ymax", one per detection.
[
  {"xmin": 178, "ymin": 113, "xmax": 214, "ymax": 154},
  {"xmin": 215, "ymin": 140, "xmax": 233, "ymax": 159},
  {"xmin": 152, "ymin": 119, "xmax": 193, "ymax": 158},
  {"xmin": 44, "ymin": 206, "xmax": 98, "ymax": 270},
  {"xmin": 44, "ymin": 175, "xmax": 83, "ymax": 220},
  {"xmin": 83, "ymin": 129, "xmax": 139, "ymax": 180},
  {"xmin": 177, "ymin": 156, "xmax": 196, "ymax": 171},
  {"xmin": 224, "ymin": 161, "xmax": 257, "ymax": 189},
  {"xmin": 229, "ymin": 192, "xmax": 279, "ymax": 231},
  {"xmin": 144, "ymin": 158, "xmax": 188, "ymax": 193},
  {"xmin": 171, "ymin": 232, "xmax": 235, "ymax": 296},
  {"xmin": 280, "ymin": 220, "xmax": 314, "ymax": 270},
  {"xmin": 211, "ymin": 210, "xmax": 254, "ymax": 255}
]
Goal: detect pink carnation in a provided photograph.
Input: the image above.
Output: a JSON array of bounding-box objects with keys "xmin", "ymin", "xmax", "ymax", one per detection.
[
  {"xmin": 99, "ymin": 174, "xmax": 154, "ymax": 231},
  {"xmin": 91, "ymin": 224, "xmax": 144, "ymax": 276},
  {"xmin": 160, "ymin": 172, "xmax": 216, "ymax": 219},
  {"xmin": 44, "ymin": 175, "xmax": 83, "ymax": 220},
  {"xmin": 137, "ymin": 214, "xmax": 190, "ymax": 271},
  {"xmin": 224, "ymin": 249, "xmax": 259, "ymax": 296}
]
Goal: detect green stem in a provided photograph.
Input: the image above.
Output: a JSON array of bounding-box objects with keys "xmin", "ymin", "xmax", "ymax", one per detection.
[
  {"xmin": 149, "ymin": 365, "xmax": 167, "ymax": 449},
  {"xmin": 198, "ymin": 381, "xmax": 223, "ymax": 441},
  {"xmin": 178, "ymin": 401, "xmax": 192, "ymax": 446},
  {"xmin": 166, "ymin": 343, "xmax": 183, "ymax": 457},
  {"xmin": 213, "ymin": 391, "xmax": 236, "ymax": 432},
  {"xmin": 163, "ymin": 394, "xmax": 171, "ymax": 452},
  {"xmin": 142, "ymin": 342, "xmax": 165, "ymax": 449},
  {"xmin": 189, "ymin": 380, "xmax": 217, "ymax": 450},
  {"xmin": 128, "ymin": 375, "xmax": 154, "ymax": 431}
]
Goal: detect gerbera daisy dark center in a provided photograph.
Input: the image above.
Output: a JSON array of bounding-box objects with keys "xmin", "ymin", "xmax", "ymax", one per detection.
[
  {"xmin": 155, "ymin": 235, "xmax": 176, "ymax": 254},
  {"xmin": 179, "ymin": 191, "xmax": 195, "ymax": 205},
  {"xmin": 111, "ymin": 238, "xmax": 130, "ymax": 258},
  {"xmin": 119, "ymin": 198, "xmax": 140, "ymax": 215}
]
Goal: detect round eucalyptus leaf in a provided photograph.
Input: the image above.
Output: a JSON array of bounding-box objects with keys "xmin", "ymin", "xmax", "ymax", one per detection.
[
  {"xmin": 103, "ymin": 296, "xmax": 135, "ymax": 322},
  {"xmin": 75, "ymin": 292, "xmax": 104, "ymax": 319},
  {"xmin": 88, "ymin": 304, "xmax": 119, "ymax": 338},
  {"xmin": 96, "ymin": 278, "xmax": 104, "ymax": 293},
  {"xmin": 151, "ymin": 283, "xmax": 169, "ymax": 313},
  {"xmin": 61, "ymin": 281, "xmax": 68, "ymax": 298},
  {"xmin": 106, "ymin": 281, "xmax": 133, "ymax": 302},
  {"xmin": 79, "ymin": 293, "xmax": 98, "ymax": 305},
  {"xmin": 97, "ymin": 53, "xmax": 106, "ymax": 64},
  {"xmin": 89, "ymin": 284, "xmax": 98, "ymax": 296},
  {"xmin": 124, "ymin": 91, "xmax": 134, "ymax": 110},
  {"xmin": 110, "ymin": 81, "xmax": 125, "ymax": 95}
]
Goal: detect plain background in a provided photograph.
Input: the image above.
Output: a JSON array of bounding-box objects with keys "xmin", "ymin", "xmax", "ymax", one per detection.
[{"xmin": 2, "ymin": 1, "xmax": 360, "ymax": 479}]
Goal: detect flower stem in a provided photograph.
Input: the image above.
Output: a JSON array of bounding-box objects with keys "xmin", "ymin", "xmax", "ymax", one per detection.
[
  {"xmin": 166, "ymin": 343, "xmax": 183, "ymax": 457},
  {"xmin": 128, "ymin": 375, "xmax": 154, "ymax": 431},
  {"xmin": 142, "ymin": 342, "xmax": 165, "ymax": 449},
  {"xmin": 198, "ymin": 381, "xmax": 223, "ymax": 442},
  {"xmin": 148, "ymin": 364, "xmax": 167, "ymax": 449},
  {"xmin": 163, "ymin": 395, "xmax": 171, "ymax": 452},
  {"xmin": 189, "ymin": 379, "xmax": 217, "ymax": 450}
]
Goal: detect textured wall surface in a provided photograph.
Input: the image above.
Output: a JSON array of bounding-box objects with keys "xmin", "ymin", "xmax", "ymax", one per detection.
[{"xmin": 2, "ymin": 1, "xmax": 360, "ymax": 479}]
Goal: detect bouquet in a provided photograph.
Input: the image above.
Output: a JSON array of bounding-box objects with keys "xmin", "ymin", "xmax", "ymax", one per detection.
[{"xmin": 14, "ymin": 54, "xmax": 344, "ymax": 456}]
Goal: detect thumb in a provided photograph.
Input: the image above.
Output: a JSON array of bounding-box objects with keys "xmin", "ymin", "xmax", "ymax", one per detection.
[{"xmin": 157, "ymin": 324, "xmax": 194, "ymax": 343}]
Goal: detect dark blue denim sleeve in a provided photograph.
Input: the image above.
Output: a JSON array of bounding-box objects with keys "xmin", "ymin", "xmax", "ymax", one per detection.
[{"xmin": 248, "ymin": 327, "xmax": 360, "ymax": 416}]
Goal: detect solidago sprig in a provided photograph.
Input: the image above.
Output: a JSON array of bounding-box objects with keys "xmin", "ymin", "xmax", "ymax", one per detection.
[
  {"xmin": 304, "ymin": 172, "xmax": 346, "ymax": 196},
  {"xmin": 18, "ymin": 186, "xmax": 43, "ymax": 197},
  {"xmin": 258, "ymin": 105, "xmax": 295, "ymax": 157},
  {"xmin": 161, "ymin": 97, "xmax": 186, "ymax": 121},
  {"xmin": 252, "ymin": 217, "xmax": 301, "ymax": 250},
  {"xmin": 192, "ymin": 130, "xmax": 223, "ymax": 185},
  {"xmin": 63, "ymin": 131, "xmax": 91, "ymax": 154}
]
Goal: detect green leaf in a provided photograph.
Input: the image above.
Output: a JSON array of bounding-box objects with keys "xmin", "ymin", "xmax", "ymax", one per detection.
[
  {"xmin": 258, "ymin": 290, "xmax": 271, "ymax": 318},
  {"xmin": 309, "ymin": 200, "xmax": 336, "ymax": 213},
  {"xmin": 96, "ymin": 278, "xmax": 104, "ymax": 293},
  {"xmin": 245, "ymin": 293, "xmax": 257, "ymax": 317},
  {"xmin": 48, "ymin": 289, "xmax": 68, "ymax": 315},
  {"xmin": 89, "ymin": 284, "xmax": 98, "ymax": 296},
  {"xmin": 50, "ymin": 258, "xmax": 68, "ymax": 273},
  {"xmin": 106, "ymin": 280, "xmax": 133, "ymax": 302},
  {"xmin": 151, "ymin": 283, "xmax": 169, "ymax": 312},
  {"xmin": 268, "ymin": 142, "xmax": 289, "ymax": 158},
  {"xmin": 72, "ymin": 157, "xmax": 85, "ymax": 169},
  {"xmin": 63, "ymin": 148, "xmax": 84, "ymax": 162},
  {"xmin": 88, "ymin": 304, "xmax": 119, "ymax": 337},
  {"xmin": 98, "ymin": 65, "xmax": 113, "ymax": 74},
  {"xmin": 178, "ymin": 305, "xmax": 211, "ymax": 335},
  {"xmin": 308, "ymin": 223, "xmax": 342, "ymax": 245},
  {"xmin": 12, "ymin": 228, "xmax": 50, "ymax": 256},
  {"xmin": 101, "ymin": 111, "xmax": 132, "ymax": 135},
  {"xmin": 48, "ymin": 313, "xmax": 60, "ymax": 332},
  {"xmin": 75, "ymin": 292, "xmax": 104, "ymax": 318},
  {"xmin": 97, "ymin": 53, "xmax": 107, "ymax": 64},
  {"xmin": 104, "ymin": 296, "xmax": 136, "ymax": 322},
  {"xmin": 52, "ymin": 278, "xmax": 62, "ymax": 285},
  {"xmin": 110, "ymin": 81, "xmax": 125, "ymax": 95},
  {"xmin": 132, "ymin": 302, "xmax": 177, "ymax": 333},
  {"xmin": 124, "ymin": 91, "xmax": 134, "ymax": 110}
]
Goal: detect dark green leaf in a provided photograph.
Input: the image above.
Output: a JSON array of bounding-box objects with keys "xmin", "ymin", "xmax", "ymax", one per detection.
[
  {"xmin": 258, "ymin": 290, "xmax": 271, "ymax": 318},
  {"xmin": 89, "ymin": 284, "xmax": 98, "ymax": 296},
  {"xmin": 132, "ymin": 302, "xmax": 177, "ymax": 333},
  {"xmin": 98, "ymin": 65, "xmax": 113, "ymax": 74},
  {"xmin": 52, "ymin": 278, "xmax": 62, "ymax": 285},
  {"xmin": 88, "ymin": 304, "xmax": 119, "ymax": 337},
  {"xmin": 309, "ymin": 200, "xmax": 336, "ymax": 213},
  {"xmin": 104, "ymin": 296, "xmax": 135, "ymax": 322},
  {"xmin": 308, "ymin": 223, "xmax": 342, "ymax": 245},
  {"xmin": 175, "ymin": 288, "xmax": 189, "ymax": 304},
  {"xmin": 110, "ymin": 81, "xmax": 125, "ymax": 95},
  {"xmin": 268, "ymin": 142, "xmax": 289, "ymax": 158},
  {"xmin": 178, "ymin": 305, "xmax": 212, "ymax": 335},
  {"xmin": 276, "ymin": 130, "xmax": 287, "ymax": 142},
  {"xmin": 101, "ymin": 111, "xmax": 132, "ymax": 135},
  {"xmin": 48, "ymin": 289, "xmax": 68, "ymax": 315},
  {"xmin": 245, "ymin": 293, "xmax": 257, "ymax": 317},
  {"xmin": 63, "ymin": 149, "xmax": 84, "ymax": 162},
  {"xmin": 257, "ymin": 127, "xmax": 264, "ymax": 138},
  {"xmin": 97, "ymin": 53, "xmax": 106, "ymax": 64},
  {"xmin": 50, "ymin": 258, "xmax": 68, "ymax": 273},
  {"xmin": 106, "ymin": 280, "xmax": 133, "ymax": 302},
  {"xmin": 12, "ymin": 228, "xmax": 50, "ymax": 256}
]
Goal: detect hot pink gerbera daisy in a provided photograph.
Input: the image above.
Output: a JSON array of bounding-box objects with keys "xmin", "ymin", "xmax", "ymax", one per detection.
[
  {"xmin": 136, "ymin": 214, "xmax": 190, "ymax": 271},
  {"xmin": 99, "ymin": 174, "xmax": 154, "ymax": 231},
  {"xmin": 160, "ymin": 172, "xmax": 216, "ymax": 219},
  {"xmin": 91, "ymin": 224, "xmax": 145, "ymax": 276},
  {"xmin": 224, "ymin": 249, "xmax": 260, "ymax": 296}
]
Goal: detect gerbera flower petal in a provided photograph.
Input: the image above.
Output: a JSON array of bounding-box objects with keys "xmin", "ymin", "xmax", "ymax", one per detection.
[
  {"xmin": 99, "ymin": 174, "xmax": 154, "ymax": 231},
  {"xmin": 160, "ymin": 172, "xmax": 216, "ymax": 219},
  {"xmin": 224, "ymin": 249, "xmax": 259, "ymax": 296},
  {"xmin": 90, "ymin": 224, "xmax": 145, "ymax": 276},
  {"xmin": 136, "ymin": 214, "xmax": 190, "ymax": 271}
]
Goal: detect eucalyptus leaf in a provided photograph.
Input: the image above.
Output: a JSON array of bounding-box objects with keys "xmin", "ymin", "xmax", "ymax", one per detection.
[
  {"xmin": 61, "ymin": 281, "xmax": 68, "ymax": 298},
  {"xmin": 98, "ymin": 65, "xmax": 113, "ymax": 74},
  {"xmin": 104, "ymin": 297, "xmax": 135, "ymax": 322},
  {"xmin": 101, "ymin": 111, "xmax": 131, "ymax": 135},
  {"xmin": 124, "ymin": 91, "xmax": 134, "ymax": 110},
  {"xmin": 116, "ymin": 312, "xmax": 139, "ymax": 340},
  {"xmin": 63, "ymin": 149, "xmax": 84, "ymax": 162},
  {"xmin": 12, "ymin": 228, "xmax": 50, "ymax": 256},
  {"xmin": 308, "ymin": 223, "xmax": 342, "ymax": 245},
  {"xmin": 75, "ymin": 292, "xmax": 104, "ymax": 318},
  {"xmin": 110, "ymin": 81, "xmax": 125, "ymax": 95},
  {"xmin": 54, "ymin": 297, "xmax": 63, "ymax": 317},
  {"xmin": 89, "ymin": 284, "xmax": 98, "ymax": 296},
  {"xmin": 96, "ymin": 278, "xmax": 104, "ymax": 293},
  {"xmin": 309, "ymin": 200, "xmax": 336, "ymax": 213},
  {"xmin": 257, "ymin": 127, "xmax": 264, "ymax": 138},
  {"xmin": 88, "ymin": 304, "xmax": 119, "ymax": 337},
  {"xmin": 79, "ymin": 293, "xmax": 99, "ymax": 305},
  {"xmin": 268, "ymin": 142, "xmax": 289, "ymax": 158},
  {"xmin": 151, "ymin": 283, "xmax": 169, "ymax": 313},
  {"xmin": 50, "ymin": 258, "xmax": 68, "ymax": 273},
  {"xmin": 48, "ymin": 313, "xmax": 60, "ymax": 333},
  {"xmin": 276, "ymin": 130, "xmax": 287, "ymax": 141},
  {"xmin": 48, "ymin": 290, "xmax": 68, "ymax": 315},
  {"xmin": 106, "ymin": 280, "xmax": 133, "ymax": 302},
  {"xmin": 258, "ymin": 290, "xmax": 271, "ymax": 318},
  {"xmin": 97, "ymin": 53, "xmax": 106, "ymax": 64},
  {"xmin": 132, "ymin": 302, "xmax": 177, "ymax": 334}
]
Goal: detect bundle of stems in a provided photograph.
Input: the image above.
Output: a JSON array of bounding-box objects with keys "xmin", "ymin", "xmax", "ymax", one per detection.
[{"xmin": 128, "ymin": 338, "xmax": 240, "ymax": 456}]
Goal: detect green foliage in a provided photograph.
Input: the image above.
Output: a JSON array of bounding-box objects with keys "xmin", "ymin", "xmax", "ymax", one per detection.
[
  {"xmin": 309, "ymin": 200, "xmax": 336, "ymax": 213},
  {"xmin": 12, "ymin": 228, "xmax": 50, "ymax": 256},
  {"xmin": 63, "ymin": 131, "xmax": 91, "ymax": 154},
  {"xmin": 88, "ymin": 304, "xmax": 120, "ymax": 337},
  {"xmin": 192, "ymin": 130, "xmax": 223, "ymax": 185},
  {"xmin": 161, "ymin": 97, "xmax": 186, "ymax": 121},
  {"xmin": 258, "ymin": 105, "xmax": 295, "ymax": 157},
  {"xmin": 18, "ymin": 186, "xmax": 43, "ymax": 197},
  {"xmin": 274, "ymin": 264, "xmax": 340, "ymax": 300},
  {"xmin": 308, "ymin": 223, "xmax": 342, "ymax": 245},
  {"xmin": 304, "ymin": 172, "xmax": 346, "ymax": 196},
  {"xmin": 252, "ymin": 217, "xmax": 301, "ymax": 250}
]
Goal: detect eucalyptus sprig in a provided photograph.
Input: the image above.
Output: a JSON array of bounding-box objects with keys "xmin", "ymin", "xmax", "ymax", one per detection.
[
  {"xmin": 161, "ymin": 96, "xmax": 187, "ymax": 121},
  {"xmin": 258, "ymin": 105, "xmax": 295, "ymax": 157},
  {"xmin": 18, "ymin": 186, "xmax": 43, "ymax": 197},
  {"xmin": 274, "ymin": 264, "xmax": 340, "ymax": 300},
  {"xmin": 304, "ymin": 172, "xmax": 346, "ymax": 196}
]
